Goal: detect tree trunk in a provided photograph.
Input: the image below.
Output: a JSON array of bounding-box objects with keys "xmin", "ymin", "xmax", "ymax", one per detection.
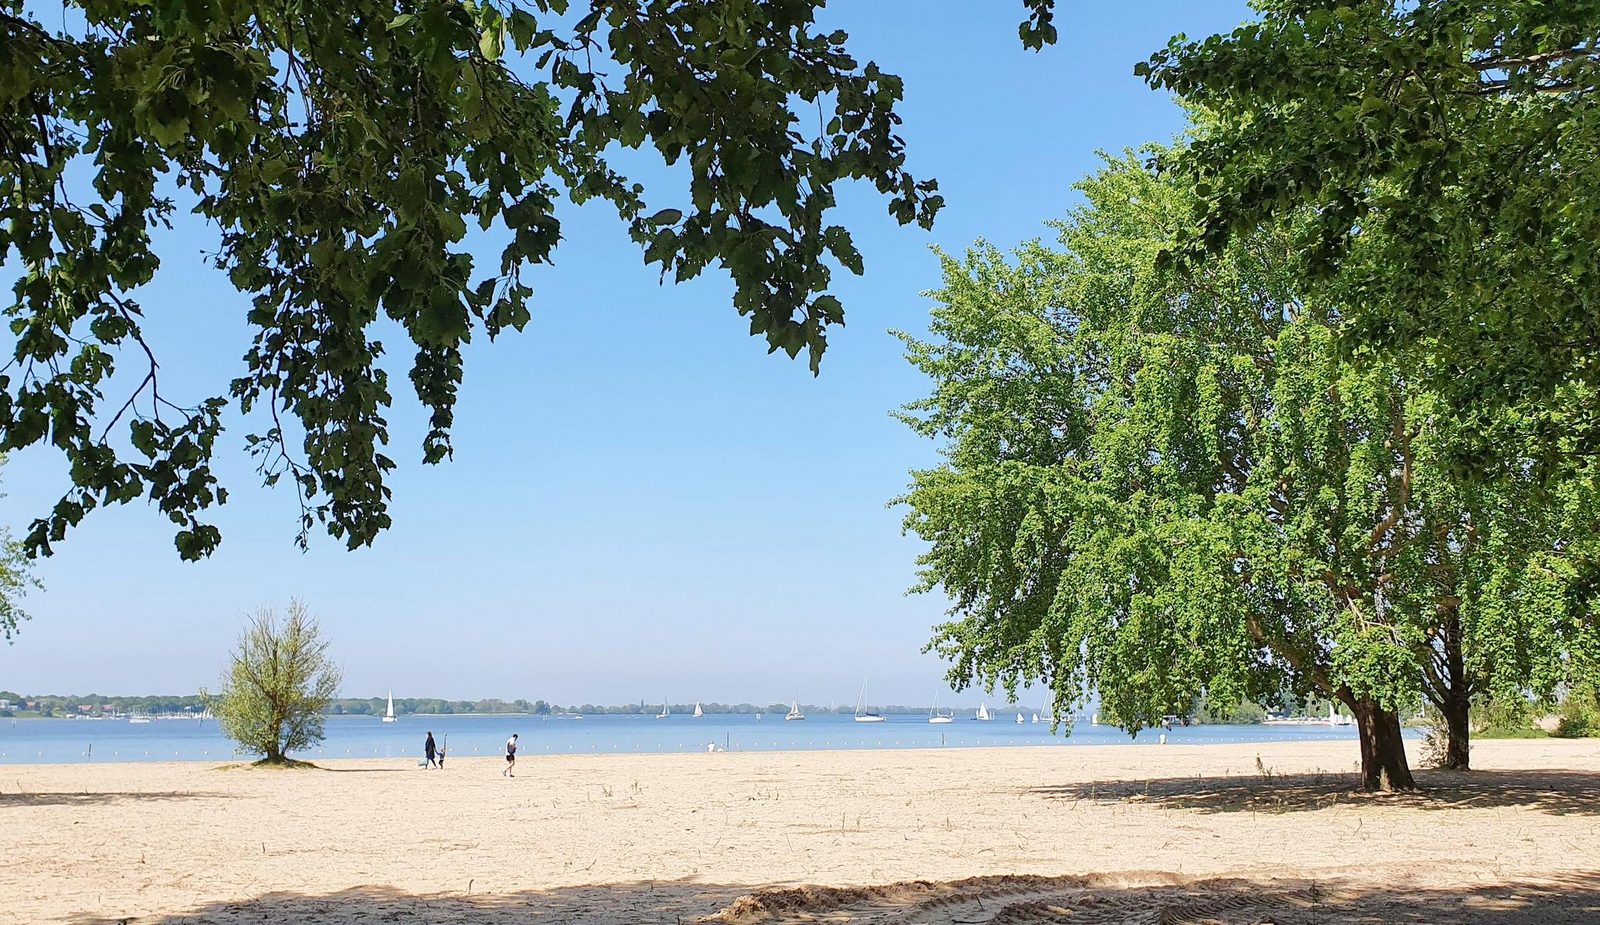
[
  {"xmin": 1438, "ymin": 689, "xmax": 1471, "ymax": 771},
  {"xmin": 1435, "ymin": 601, "xmax": 1472, "ymax": 770},
  {"xmin": 1349, "ymin": 698, "xmax": 1416, "ymax": 791},
  {"xmin": 265, "ymin": 715, "xmax": 285, "ymax": 763}
]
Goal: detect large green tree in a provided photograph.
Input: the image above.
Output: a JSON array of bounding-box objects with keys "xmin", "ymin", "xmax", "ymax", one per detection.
[
  {"xmin": 898, "ymin": 154, "xmax": 1596, "ymax": 789},
  {"xmin": 1139, "ymin": 0, "xmax": 1600, "ymax": 475},
  {"xmin": 1, "ymin": 0, "xmax": 1060, "ymax": 560}
]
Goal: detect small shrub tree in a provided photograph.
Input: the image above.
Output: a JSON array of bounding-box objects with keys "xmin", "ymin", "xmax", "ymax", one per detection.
[{"xmin": 211, "ymin": 601, "xmax": 341, "ymax": 765}]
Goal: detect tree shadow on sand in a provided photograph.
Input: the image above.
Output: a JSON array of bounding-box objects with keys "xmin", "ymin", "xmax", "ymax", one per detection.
[
  {"xmin": 77, "ymin": 881, "xmax": 745, "ymax": 925},
  {"xmin": 71, "ymin": 870, "xmax": 1600, "ymax": 925},
  {"xmin": 0, "ymin": 790, "xmax": 233, "ymax": 807},
  {"xmin": 1028, "ymin": 767, "xmax": 1600, "ymax": 815}
]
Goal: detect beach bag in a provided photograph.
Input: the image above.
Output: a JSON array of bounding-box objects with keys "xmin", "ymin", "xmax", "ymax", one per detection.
[{"xmin": 417, "ymin": 757, "xmax": 428, "ymax": 767}]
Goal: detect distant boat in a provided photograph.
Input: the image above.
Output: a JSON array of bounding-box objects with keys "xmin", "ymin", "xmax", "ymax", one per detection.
[
  {"xmin": 786, "ymin": 696, "xmax": 806, "ymax": 721},
  {"xmin": 693, "ymin": 702, "xmax": 704, "ymax": 718},
  {"xmin": 657, "ymin": 699, "xmax": 670, "ymax": 720},
  {"xmin": 1091, "ymin": 712, "xmax": 1100, "ymax": 726},
  {"xmin": 975, "ymin": 702, "xmax": 991, "ymax": 721},
  {"xmin": 854, "ymin": 681, "xmax": 885, "ymax": 723},
  {"xmin": 1016, "ymin": 712, "xmax": 1025, "ymax": 724},
  {"xmin": 1327, "ymin": 704, "xmax": 1353, "ymax": 727},
  {"xmin": 128, "ymin": 712, "xmax": 151, "ymax": 725},
  {"xmin": 381, "ymin": 692, "xmax": 397, "ymax": 723},
  {"xmin": 929, "ymin": 695, "xmax": 954, "ymax": 724},
  {"xmin": 1031, "ymin": 712, "xmax": 1040, "ymax": 724}
]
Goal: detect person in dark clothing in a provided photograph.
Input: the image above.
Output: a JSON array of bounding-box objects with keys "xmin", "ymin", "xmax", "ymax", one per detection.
[
  {"xmin": 502, "ymin": 733, "xmax": 518, "ymax": 777},
  {"xmin": 424, "ymin": 731, "xmax": 438, "ymax": 769}
]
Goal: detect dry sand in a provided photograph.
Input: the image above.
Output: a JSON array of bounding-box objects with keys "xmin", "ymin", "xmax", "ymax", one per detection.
[{"xmin": 3, "ymin": 738, "xmax": 1599, "ymax": 924}]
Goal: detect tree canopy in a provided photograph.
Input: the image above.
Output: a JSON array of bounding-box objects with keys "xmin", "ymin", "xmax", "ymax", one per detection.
[
  {"xmin": 1140, "ymin": 0, "xmax": 1600, "ymax": 475},
  {"xmin": 1, "ymin": 0, "xmax": 1054, "ymax": 559},
  {"xmin": 13, "ymin": 0, "xmax": 1592, "ymax": 563},
  {"xmin": 897, "ymin": 153, "xmax": 1599, "ymax": 788}
]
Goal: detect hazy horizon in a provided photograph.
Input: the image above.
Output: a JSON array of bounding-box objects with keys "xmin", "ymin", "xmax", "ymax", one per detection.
[
  {"xmin": 3, "ymin": 684, "xmax": 1062, "ymax": 704},
  {"xmin": 0, "ymin": 2, "xmax": 1256, "ymax": 704}
]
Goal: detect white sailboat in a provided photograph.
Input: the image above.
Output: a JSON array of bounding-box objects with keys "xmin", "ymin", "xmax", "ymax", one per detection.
[
  {"xmin": 1016, "ymin": 712, "xmax": 1025, "ymax": 724},
  {"xmin": 785, "ymin": 696, "xmax": 806, "ymax": 721},
  {"xmin": 1031, "ymin": 712, "xmax": 1040, "ymax": 724},
  {"xmin": 1091, "ymin": 712, "xmax": 1100, "ymax": 726},
  {"xmin": 656, "ymin": 699, "xmax": 670, "ymax": 719},
  {"xmin": 928, "ymin": 695, "xmax": 954, "ymax": 724},
  {"xmin": 1327, "ymin": 703, "xmax": 1353, "ymax": 727},
  {"xmin": 381, "ymin": 691, "xmax": 397, "ymax": 723},
  {"xmin": 693, "ymin": 702, "xmax": 704, "ymax": 718},
  {"xmin": 854, "ymin": 681, "xmax": 885, "ymax": 723},
  {"xmin": 975, "ymin": 702, "xmax": 991, "ymax": 721}
]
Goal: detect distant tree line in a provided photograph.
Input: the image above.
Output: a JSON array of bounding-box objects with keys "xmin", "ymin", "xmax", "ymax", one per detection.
[
  {"xmin": 0, "ymin": 692, "xmax": 1042, "ymax": 718},
  {"xmin": 0, "ymin": 691, "xmax": 209, "ymax": 717}
]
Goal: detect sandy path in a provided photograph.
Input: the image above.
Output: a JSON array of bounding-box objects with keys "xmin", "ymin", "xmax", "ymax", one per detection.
[{"xmin": 2, "ymin": 738, "xmax": 1598, "ymax": 923}]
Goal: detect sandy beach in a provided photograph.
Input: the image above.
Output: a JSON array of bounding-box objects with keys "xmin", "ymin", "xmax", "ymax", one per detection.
[{"xmin": 4, "ymin": 738, "xmax": 1599, "ymax": 924}]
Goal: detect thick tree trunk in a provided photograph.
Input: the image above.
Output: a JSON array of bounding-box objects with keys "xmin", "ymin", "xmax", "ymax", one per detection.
[
  {"xmin": 1435, "ymin": 601, "xmax": 1472, "ymax": 770},
  {"xmin": 1438, "ymin": 689, "xmax": 1471, "ymax": 771},
  {"xmin": 1349, "ymin": 698, "xmax": 1416, "ymax": 791}
]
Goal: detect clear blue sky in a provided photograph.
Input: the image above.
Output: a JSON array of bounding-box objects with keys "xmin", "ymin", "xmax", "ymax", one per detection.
[{"xmin": 0, "ymin": 2, "xmax": 1255, "ymax": 705}]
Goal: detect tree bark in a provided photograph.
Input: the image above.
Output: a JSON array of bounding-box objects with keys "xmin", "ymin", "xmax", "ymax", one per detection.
[
  {"xmin": 1439, "ymin": 690, "xmax": 1471, "ymax": 771},
  {"xmin": 1348, "ymin": 698, "xmax": 1417, "ymax": 791},
  {"xmin": 1429, "ymin": 599, "xmax": 1472, "ymax": 770},
  {"xmin": 265, "ymin": 715, "xmax": 285, "ymax": 763}
]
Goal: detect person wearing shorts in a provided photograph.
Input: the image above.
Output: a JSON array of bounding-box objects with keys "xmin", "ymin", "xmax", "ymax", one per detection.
[{"xmin": 502, "ymin": 734, "xmax": 518, "ymax": 777}]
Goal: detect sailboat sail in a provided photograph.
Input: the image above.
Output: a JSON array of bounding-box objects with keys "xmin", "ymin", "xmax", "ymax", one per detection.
[
  {"xmin": 976, "ymin": 702, "xmax": 991, "ymax": 721},
  {"xmin": 854, "ymin": 681, "xmax": 885, "ymax": 723},
  {"xmin": 693, "ymin": 702, "xmax": 703, "ymax": 718},
  {"xmin": 382, "ymin": 691, "xmax": 396, "ymax": 722}
]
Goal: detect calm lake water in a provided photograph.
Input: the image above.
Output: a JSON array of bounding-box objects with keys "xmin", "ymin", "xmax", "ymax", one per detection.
[{"xmin": 0, "ymin": 712, "xmax": 1401, "ymax": 765}]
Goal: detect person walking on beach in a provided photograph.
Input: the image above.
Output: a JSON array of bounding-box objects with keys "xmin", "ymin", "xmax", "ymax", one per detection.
[
  {"xmin": 502, "ymin": 733, "xmax": 518, "ymax": 777},
  {"xmin": 424, "ymin": 731, "xmax": 438, "ymax": 769}
]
